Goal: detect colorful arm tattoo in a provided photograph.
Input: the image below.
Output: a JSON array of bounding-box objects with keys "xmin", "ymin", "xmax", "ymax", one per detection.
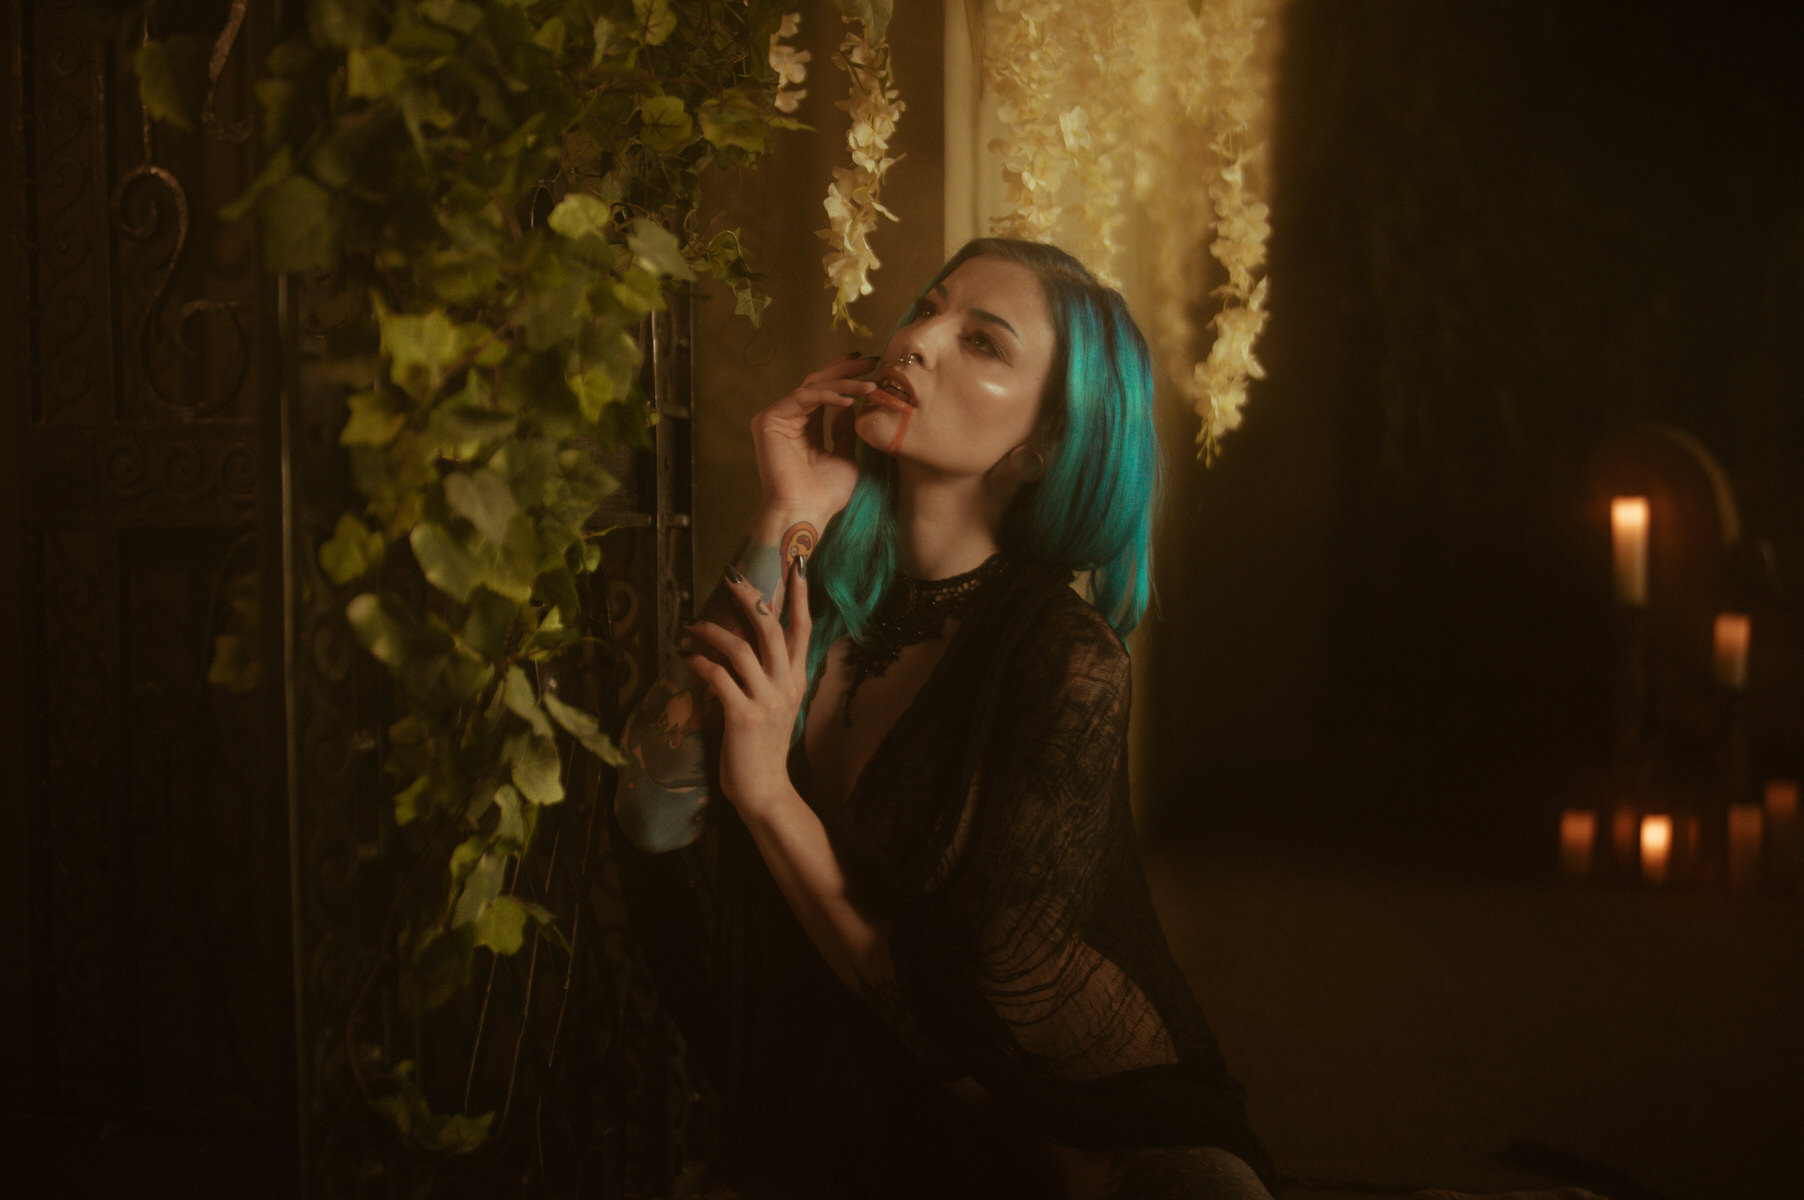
[{"xmin": 613, "ymin": 522, "xmax": 815, "ymax": 852}]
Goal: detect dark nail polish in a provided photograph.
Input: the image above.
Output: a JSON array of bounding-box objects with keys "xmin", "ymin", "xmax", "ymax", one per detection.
[
  {"xmin": 724, "ymin": 563, "xmax": 744, "ymax": 585},
  {"xmin": 795, "ymin": 554, "xmax": 807, "ymax": 578}
]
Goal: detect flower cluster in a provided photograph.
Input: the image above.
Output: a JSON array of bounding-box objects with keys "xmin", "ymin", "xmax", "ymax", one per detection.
[
  {"xmin": 975, "ymin": 0, "xmax": 1277, "ymax": 462},
  {"xmin": 983, "ymin": 0, "xmax": 1066, "ymax": 242},
  {"xmin": 1191, "ymin": 0, "xmax": 1273, "ymax": 461},
  {"xmin": 818, "ymin": 24, "xmax": 904, "ymax": 334},
  {"xmin": 768, "ymin": 12, "xmax": 810, "ymax": 114}
]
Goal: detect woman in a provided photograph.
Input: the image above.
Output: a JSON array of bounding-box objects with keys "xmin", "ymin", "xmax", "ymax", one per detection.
[{"xmin": 615, "ymin": 239, "xmax": 1275, "ymax": 1199}]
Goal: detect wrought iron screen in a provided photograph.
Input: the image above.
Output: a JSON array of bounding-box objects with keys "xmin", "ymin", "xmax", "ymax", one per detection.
[{"xmin": 3, "ymin": 2, "xmax": 698, "ymax": 1194}]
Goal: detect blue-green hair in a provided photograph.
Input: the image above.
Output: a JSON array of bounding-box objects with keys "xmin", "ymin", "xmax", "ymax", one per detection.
[{"xmin": 806, "ymin": 238, "xmax": 1162, "ymax": 697}]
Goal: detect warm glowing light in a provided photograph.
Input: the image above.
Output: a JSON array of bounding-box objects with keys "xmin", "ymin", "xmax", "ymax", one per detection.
[
  {"xmin": 1712, "ymin": 612, "xmax": 1751, "ymax": 690},
  {"xmin": 1640, "ymin": 814, "xmax": 1672, "ymax": 886},
  {"xmin": 1727, "ymin": 804, "xmax": 1764, "ymax": 893},
  {"xmin": 1610, "ymin": 496, "xmax": 1649, "ymax": 606},
  {"xmin": 1559, "ymin": 809, "xmax": 1597, "ymax": 882}
]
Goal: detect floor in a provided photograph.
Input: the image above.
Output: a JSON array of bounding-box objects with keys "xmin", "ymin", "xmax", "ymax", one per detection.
[{"xmin": 1144, "ymin": 844, "xmax": 1804, "ymax": 1200}]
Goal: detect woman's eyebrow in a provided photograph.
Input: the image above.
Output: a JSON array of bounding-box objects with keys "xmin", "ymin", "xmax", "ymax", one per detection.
[{"xmin": 930, "ymin": 283, "xmax": 1021, "ymax": 344}]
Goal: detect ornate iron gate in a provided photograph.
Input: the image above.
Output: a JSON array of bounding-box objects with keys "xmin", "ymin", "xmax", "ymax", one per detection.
[{"xmin": 3, "ymin": 3, "xmax": 695, "ymax": 1193}]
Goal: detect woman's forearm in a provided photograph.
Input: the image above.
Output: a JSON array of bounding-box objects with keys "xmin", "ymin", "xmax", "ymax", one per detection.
[{"xmin": 613, "ymin": 510, "xmax": 824, "ymax": 853}]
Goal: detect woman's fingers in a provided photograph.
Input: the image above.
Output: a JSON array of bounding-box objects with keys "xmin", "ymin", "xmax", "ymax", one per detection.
[
  {"xmin": 688, "ymin": 618, "xmax": 769, "ymax": 698},
  {"xmin": 722, "ymin": 570, "xmax": 790, "ymax": 686},
  {"xmin": 786, "ymin": 556, "xmax": 813, "ymax": 677}
]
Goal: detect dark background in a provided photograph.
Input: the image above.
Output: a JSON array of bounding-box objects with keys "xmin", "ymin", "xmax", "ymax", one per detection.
[{"xmin": 1144, "ymin": 0, "xmax": 1804, "ymax": 870}]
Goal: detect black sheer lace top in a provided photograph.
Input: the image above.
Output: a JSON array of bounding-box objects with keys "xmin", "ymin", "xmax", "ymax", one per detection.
[{"xmin": 616, "ymin": 560, "xmax": 1274, "ymax": 1199}]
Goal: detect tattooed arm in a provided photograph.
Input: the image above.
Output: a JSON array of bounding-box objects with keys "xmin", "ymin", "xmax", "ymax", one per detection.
[
  {"xmin": 613, "ymin": 512, "xmax": 822, "ymax": 853},
  {"xmin": 614, "ymin": 353, "xmax": 871, "ymax": 853}
]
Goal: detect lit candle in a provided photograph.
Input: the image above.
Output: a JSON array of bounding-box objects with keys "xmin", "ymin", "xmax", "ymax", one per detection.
[
  {"xmin": 1559, "ymin": 809, "xmax": 1597, "ymax": 881},
  {"xmin": 1611, "ymin": 496, "xmax": 1649, "ymax": 606},
  {"xmin": 1727, "ymin": 804, "xmax": 1764, "ymax": 892},
  {"xmin": 1640, "ymin": 814, "xmax": 1672, "ymax": 885},
  {"xmin": 1766, "ymin": 779, "xmax": 1800, "ymax": 876},
  {"xmin": 1712, "ymin": 612, "xmax": 1751, "ymax": 689}
]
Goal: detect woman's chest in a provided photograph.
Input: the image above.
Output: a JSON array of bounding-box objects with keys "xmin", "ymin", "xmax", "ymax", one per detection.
[{"xmin": 803, "ymin": 630, "xmax": 958, "ymax": 813}]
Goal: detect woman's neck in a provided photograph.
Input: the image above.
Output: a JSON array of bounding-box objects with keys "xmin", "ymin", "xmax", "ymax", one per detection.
[{"xmin": 893, "ymin": 467, "xmax": 1015, "ymax": 580}]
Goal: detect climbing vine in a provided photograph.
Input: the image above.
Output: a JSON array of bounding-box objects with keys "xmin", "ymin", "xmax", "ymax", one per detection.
[{"xmin": 138, "ymin": 0, "xmax": 805, "ymax": 1157}]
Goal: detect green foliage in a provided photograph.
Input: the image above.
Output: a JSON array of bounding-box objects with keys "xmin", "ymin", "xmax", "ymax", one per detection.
[{"xmin": 220, "ymin": 0, "xmax": 801, "ymax": 1158}]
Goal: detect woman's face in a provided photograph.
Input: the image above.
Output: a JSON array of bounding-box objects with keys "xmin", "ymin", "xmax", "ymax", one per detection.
[{"xmin": 855, "ymin": 256, "xmax": 1057, "ymax": 479}]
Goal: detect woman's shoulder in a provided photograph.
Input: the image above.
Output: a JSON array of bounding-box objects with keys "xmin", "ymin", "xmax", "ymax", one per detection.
[
  {"xmin": 998, "ymin": 577, "xmax": 1130, "ymax": 694},
  {"xmin": 1020, "ymin": 579, "xmax": 1129, "ymax": 658}
]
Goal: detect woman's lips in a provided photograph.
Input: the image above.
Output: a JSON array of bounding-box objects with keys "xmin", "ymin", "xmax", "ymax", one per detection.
[{"xmin": 873, "ymin": 367, "xmax": 917, "ymax": 406}]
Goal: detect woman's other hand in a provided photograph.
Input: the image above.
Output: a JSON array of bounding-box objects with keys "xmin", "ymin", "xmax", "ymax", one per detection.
[
  {"xmin": 750, "ymin": 354, "xmax": 875, "ymax": 524},
  {"xmin": 685, "ymin": 554, "xmax": 814, "ymax": 819}
]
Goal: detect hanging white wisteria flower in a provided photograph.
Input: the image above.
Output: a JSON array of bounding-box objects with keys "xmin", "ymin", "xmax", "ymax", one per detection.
[
  {"xmin": 973, "ymin": 0, "xmax": 1278, "ymax": 462},
  {"xmin": 818, "ymin": 23, "xmax": 904, "ymax": 334},
  {"xmin": 982, "ymin": 0, "xmax": 1067, "ymax": 243},
  {"xmin": 768, "ymin": 12, "xmax": 810, "ymax": 115},
  {"xmin": 1191, "ymin": 0, "xmax": 1274, "ymax": 462}
]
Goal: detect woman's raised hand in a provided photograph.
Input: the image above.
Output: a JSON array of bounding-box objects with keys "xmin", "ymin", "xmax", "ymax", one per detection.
[
  {"xmin": 750, "ymin": 354, "xmax": 876, "ymax": 523},
  {"xmin": 684, "ymin": 555, "xmax": 814, "ymax": 819}
]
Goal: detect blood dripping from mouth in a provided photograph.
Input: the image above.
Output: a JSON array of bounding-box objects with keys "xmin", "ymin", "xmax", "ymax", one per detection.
[{"xmin": 883, "ymin": 405, "xmax": 911, "ymax": 455}]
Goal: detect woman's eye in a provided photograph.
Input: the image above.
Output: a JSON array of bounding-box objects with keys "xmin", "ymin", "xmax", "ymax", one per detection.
[
  {"xmin": 965, "ymin": 331, "xmax": 999, "ymax": 357},
  {"xmin": 912, "ymin": 301, "xmax": 938, "ymax": 322}
]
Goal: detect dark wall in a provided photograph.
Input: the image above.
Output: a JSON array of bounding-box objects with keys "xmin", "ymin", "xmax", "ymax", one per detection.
[{"xmin": 1144, "ymin": 0, "xmax": 1804, "ymax": 866}]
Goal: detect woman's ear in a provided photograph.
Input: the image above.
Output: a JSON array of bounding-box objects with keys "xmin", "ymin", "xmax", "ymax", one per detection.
[{"xmin": 1007, "ymin": 442, "xmax": 1049, "ymax": 483}]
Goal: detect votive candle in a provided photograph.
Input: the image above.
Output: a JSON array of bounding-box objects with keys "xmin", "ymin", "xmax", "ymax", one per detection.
[
  {"xmin": 1640, "ymin": 814, "xmax": 1672, "ymax": 886},
  {"xmin": 1559, "ymin": 809, "xmax": 1597, "ymax": 881},
  {"xmin": 1712, "ymin": 612, "xmax": 1751, "ymax": 690},
  {"xmin": 1611, "ymin": 497, "xmax": 1649, "ymax": 606}
]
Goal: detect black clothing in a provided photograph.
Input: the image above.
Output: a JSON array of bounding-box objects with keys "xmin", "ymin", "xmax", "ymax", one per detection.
[{"xmin": 618, "ymin": 561, "xmax": 1274, "ymax": 1198}]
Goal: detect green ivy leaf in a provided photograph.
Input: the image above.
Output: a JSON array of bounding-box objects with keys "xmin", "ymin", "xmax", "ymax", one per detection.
[
  {"xmin": 546, "ymin": 192, "xmax": 614, "ymax": 242},
  {"xmin": 733, "ymin": 278, "xmax": 771, "ymax": 326},
  {"xmin": 134, "ymin": 35, "xmax": 207, "ymax": 133},
  {"xmin": 345, "ymin": 592, "xmax": 413, "ymax": 668},
  {"xmin": 393, "ymin": 775, "xmax": 430, "ymax": 826},
  {"xmin": 698, "ymin": 94, "xmax": 767, "ymax": 154},
  {"xmin": 444, "ymin": 466, "xmax": 519, "ymax": 547},
  {"xmin": 627, "ymin": 218, "xmax": 695, "ymax": 281},
  {"xmin": 493, "ymin": 783, "xmax": 530, "ymax": 846},
  {"xmin": 378, "ymin": 302, "xmax": 483, "ymax": 398},
  {"xmin": 505, "ymin": 731, "xmax": 564, "ymax": 805},
  {"xmin": 411, "ymin": 522, "xmax": 483, "ymax": 603},
  {"xmin": 421, "ymin": 0, "xmax": 486, "ymax": 35},
  {"xmin": 452, "ymin": 849, "xmax": 506, "ymax": 927},
  {"xmin": 542, "ymin": 691, "xmax": 627, "ymax": 767},
  {"xmin": 319, "ymin": 513, "xmax": 386, "ymax": 584},
  {"xmin": 636, "ymin": 95, "xmax": 692, "ymax": 154},
  {"xmin": 340, "ymin": 389, "xmax": 407, "ymax": 446},
  {"xmin": 472, "ymin": 894, "xmax": 529, "ymax": 954},
  {"xmin": 309, "ymin": 0, "xmax": 379, "ymax": 49},
  {"xmin": 632, "ymin": 0, "xmax": 678, "ymax": 47},
  {"xmin": 590, "ymin": 16, "xmax": 617, "ymax": 65},
  {"xmin": 566, "ymin": 365, "xmax": 616, "ymax": 422},
  {"xmin": 503, "ymin": 665, "xmax": 555, "ymax": 740},
  {"xmin": 347, "ymin": 43, "xmax": 409, "ymax": 100}
]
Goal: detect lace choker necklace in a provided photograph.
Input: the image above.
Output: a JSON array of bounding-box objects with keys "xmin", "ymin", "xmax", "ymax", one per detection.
[{"xmin": 842, "ymin": 553, "xmax": 1012, "ymax": 725}]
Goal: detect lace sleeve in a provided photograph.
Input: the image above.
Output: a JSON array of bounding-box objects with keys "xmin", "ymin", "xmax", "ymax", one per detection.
[{"xmin": 875, "ymin": 592, "xmax": 1268, "ymax": 1186}]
